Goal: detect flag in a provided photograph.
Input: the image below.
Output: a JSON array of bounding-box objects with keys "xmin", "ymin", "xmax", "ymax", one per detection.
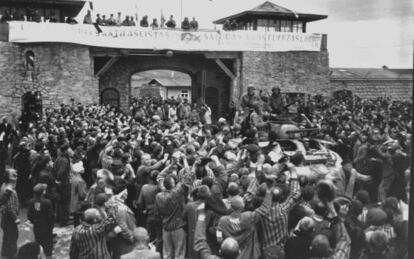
[
  {"xmin": 134, "ymin": 2, "xmax": 138, "ymax": 24},
  {"xmin": 160, "ymin": 9, "xmax": 166, "ymax": 27}
]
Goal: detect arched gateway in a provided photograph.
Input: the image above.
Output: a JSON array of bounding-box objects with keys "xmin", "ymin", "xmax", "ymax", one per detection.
[
  {"xmin": 0, "ymin": 1, "xmax": 330, "ymax": 118},
  {"xmin": 95, "ymin": 52, "xmax": 234, "ymax": 117}
]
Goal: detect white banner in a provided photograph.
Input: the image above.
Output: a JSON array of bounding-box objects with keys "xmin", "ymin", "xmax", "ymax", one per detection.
[{"xmin": 8, "ymin": 21, "xmax": 322, "ymax": 52}]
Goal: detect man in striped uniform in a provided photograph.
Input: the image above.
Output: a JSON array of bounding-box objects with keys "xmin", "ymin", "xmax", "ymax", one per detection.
[
  {"xmin": 259, "ymin": 162, "xmax": 301, "ymax": 259},
  {"xmin": 69, "ymin": 207, "xmax": 120, "ymax": 259}
]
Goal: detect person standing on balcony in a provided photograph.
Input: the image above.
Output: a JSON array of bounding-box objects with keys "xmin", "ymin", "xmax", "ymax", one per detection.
[
  {"xmin": 83, "ymin": 10, "xmax": 93, "ymax": 24},
  {"xmin": 140, "ymin": 16, "xmax": 149, "ymax": 27},
  {"xmin": 166, "ymin": 15, "xmax": 176, "ymax": 28},
  {"xmin": 116, "ymin": 12, "xmax": 122, "ymax": 26},
  {"xmin": 95, "ymin": 13, "xmax": 102, "ymax": 25},
  {"xmin": 151, "ymin": 18, "xmax": 159, "ymax": 29},
  {"xmin": 107, "ymin": 14, "xmax": 116, "ymax": 26},
  {"xmin": 181, "ymin": 17, "xmax": 190, "ymax": 30},
  {"xmin": 190, "ymin": 17, "xmax": 199, "ymax": 30}
]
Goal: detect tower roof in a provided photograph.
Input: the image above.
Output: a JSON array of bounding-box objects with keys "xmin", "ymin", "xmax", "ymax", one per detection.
[{"xmin": 214, "ymin": 1, "xmax": 327, "ymax": 24}]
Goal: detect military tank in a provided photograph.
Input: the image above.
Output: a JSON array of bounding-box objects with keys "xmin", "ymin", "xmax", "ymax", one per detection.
[{"xmin": 259, "ymin": 113, "xmax": 342, "ymax": 180}]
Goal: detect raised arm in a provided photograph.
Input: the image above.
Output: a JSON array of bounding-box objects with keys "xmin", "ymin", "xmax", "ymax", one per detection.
[
  {"xmin": 327, "ymin": 201, "xmax": 351, "ymax": 259},
  {"xmin": 281, "ymin": 163, "xmax": 301, "ymax": 211},
  {"xmin": 194, "ymin": 205, "xmax": 219, "ymax": 259}
]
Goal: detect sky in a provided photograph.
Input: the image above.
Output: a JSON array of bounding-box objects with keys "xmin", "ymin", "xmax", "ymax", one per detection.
[{"xmin": 91, "ymin": 0, "xmax": 413, "ymax": 68}]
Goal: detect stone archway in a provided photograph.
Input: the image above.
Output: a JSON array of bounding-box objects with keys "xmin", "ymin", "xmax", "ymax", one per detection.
[{"xmin": 97, "ymin": 53, "xmax": 233, "ymax": 117}]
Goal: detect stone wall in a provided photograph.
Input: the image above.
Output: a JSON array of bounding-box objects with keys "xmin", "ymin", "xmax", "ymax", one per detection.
[
  {"xmin": 330, "ymin": 80, "xmax": 412, "ymax": 100},
  {"xmin": 0, "ymin": 42, "xmax": 98, "ymax": 119},
  {"xmin": 241, "ymin": 51, "xmax": 330, "ymax": 99}
]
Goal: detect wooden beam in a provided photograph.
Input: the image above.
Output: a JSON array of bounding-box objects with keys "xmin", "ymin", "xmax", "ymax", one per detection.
[
  {"xmin": 204, "ymin": 52, "xmax": 240, "ymax": 59},
  {"xmin": 214, "ymin": 59, "xmax": 235, "ymax": 80},
  {"xmin": 95, "ymin": 56, "xmax": 120, "ymax": 78}
]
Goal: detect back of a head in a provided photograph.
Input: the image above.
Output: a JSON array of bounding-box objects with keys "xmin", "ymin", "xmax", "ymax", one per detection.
[
  {"xmin": 17, "ymin": 242, "xmax": 40, "ymax": 259},
  {"xmin": 220, "ymin": 237, "xmax": 239, "ymax": 259},
  {"xmin": 355, "ymin": 190, "xmax": 371, "ymax": 205},
  {"xmin": 290, "ymin": 151, "xmax": 304, "ymax": 166},
  {"xmin": 368, "ymin": 231, "xmax": 389, "ymax": 254},
  {"xmin": 4, "ymin": 168, "xmax": 17, "ymax": 184},
  {"xmin": 197, "ymin": 185, "xmax": 211, "ymax": 200},
  {"xmin": 84, "ymin": 208, "xmax": 100, "ymax": 224},
  {"xmin": 310, "ymin": 234, "xmax": 332, "ymax": 257},
  {"xmin": 229, "ymin": 195, "xmax": 245, "ymax": 212},
  {"xmin": 164, "ymin": 174, "xmax": 177, "ymax": 190},
  {"xmin": 227, "ymin": 182, "xmax": 239, "ymax": 197},
  {"xmin": 312, "ymin": 200, "xmax": 328, "ymax": 217},
  {"xmin": 150, "ymin": 170, "xmax": 159, "ymax": 183},
  {"xmin": 301, "ymin": 185, "xmax": 315, "ymax": 202},
  {"xmin": 133, "ymin": 227, "xmax": 149, "ymax": 245}
]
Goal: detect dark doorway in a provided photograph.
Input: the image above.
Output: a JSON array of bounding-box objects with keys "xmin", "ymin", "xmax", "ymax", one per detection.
[
  {"xmin": 20, "ymin": 91, "xmax": 42, "ymax": 131},
  {"xmin": 21, "ymin": 91, "xmax": 42, "ymax": 119},
  {"xmin": 101, "ymin": 88, "xmax": 120, "ymax": 108},
  {"xmin": 205, "ymin": 87, "xmax": 219, "ymax": 121}
]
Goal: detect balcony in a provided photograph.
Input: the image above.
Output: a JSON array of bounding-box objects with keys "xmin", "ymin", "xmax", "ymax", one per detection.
[{"xmin": 1, "ymin": 21, "xmax": 327, "ymax": 52}]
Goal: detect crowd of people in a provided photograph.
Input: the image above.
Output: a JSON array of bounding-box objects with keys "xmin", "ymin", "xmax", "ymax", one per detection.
[
  {"xmin": 0, "ymin": 8, "xmax": 77, "ymax": 24},
  {"xmin": 83, "ymin": 11, "xmax": 199, "ymax": 31},
  {"xmin": 0, "ymin": 88, "xmax": 411, "ymax": 259},
  {"xmin": 0, "ymin": 8, "xmax": 200, "ymax": 31}
]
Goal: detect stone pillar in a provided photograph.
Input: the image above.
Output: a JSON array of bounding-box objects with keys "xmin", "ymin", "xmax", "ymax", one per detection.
[{"xmin": 201, "ymin": 69, "xmax": 207, "ymax": 103}]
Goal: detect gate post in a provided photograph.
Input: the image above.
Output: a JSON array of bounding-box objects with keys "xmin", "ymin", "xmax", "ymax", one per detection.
[{"xmin": 231, "ymin": 58, "xmax": 241, "ymax": 104}]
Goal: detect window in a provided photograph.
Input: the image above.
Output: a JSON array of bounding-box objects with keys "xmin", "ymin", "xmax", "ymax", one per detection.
[
  {"xmin": 181, "ymin": 89, "xmax": 189, "ymax": 100},
  {"xmin": 292, "ymin": 21, "xmax": 303, "ymax": 33},
  {"xmin": 257, "ymin": 19, "xmax": 269, "ymax": 31},
  {"xmin": 273, "ymin": 20, "xmax": 281, "ymax": 31},
  {"xmin": 280, "ymin": 20, "xmax": 292, "ymax": 32}
]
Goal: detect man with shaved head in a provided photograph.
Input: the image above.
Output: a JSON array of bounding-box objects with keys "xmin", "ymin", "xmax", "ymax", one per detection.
[
  {"xmin": 69, "ymin": 207, "xmax": 120, "ymax": 259},
  {"xmin": 121, "ymin": 227, "xmax": 160, "ymax": 259}
]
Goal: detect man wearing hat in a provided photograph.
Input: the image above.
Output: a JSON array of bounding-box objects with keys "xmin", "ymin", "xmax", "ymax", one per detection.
[
  {"xmin": 27, "ymin": 184, "xmax": 54, "ymax": 259},
  {"xmin": 240, "ymin": 86, "xmax": 260, "ymax": 110}
]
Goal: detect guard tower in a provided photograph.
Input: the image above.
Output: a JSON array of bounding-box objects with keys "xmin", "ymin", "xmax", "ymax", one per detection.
[{"xmin": 213, "ymin": 1, "xmax": 327, "ymax": 32}]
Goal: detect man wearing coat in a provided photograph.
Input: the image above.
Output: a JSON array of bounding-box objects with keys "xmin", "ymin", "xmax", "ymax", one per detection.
[
  {"xmin": 54, "ymin": 144, "xmax": 72, "ymax": 225},
  {"xmin": 27, "ymin": 184, "xmax": 54, "ymax": 259},
  {"xmin": 217, "ymin": 188, "xmax": 272, "ymax": 259}
]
